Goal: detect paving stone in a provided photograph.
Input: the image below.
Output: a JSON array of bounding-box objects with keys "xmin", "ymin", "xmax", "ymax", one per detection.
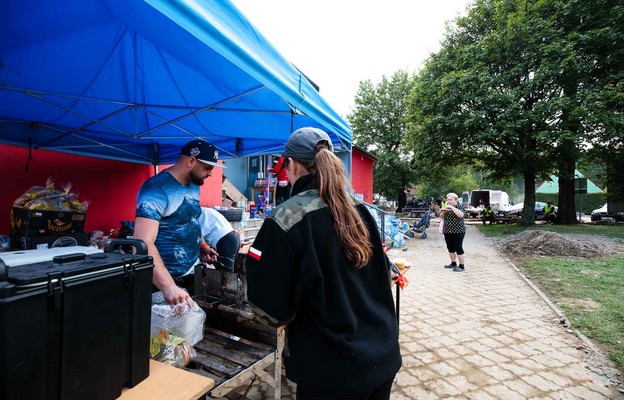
[
  {"xmin": 428, "ymin": 377, "xmax": 463, "ymax": 397},
  {"xmin": 428, "ymin": 361, "xmax": 458, "ymax": 376},
  {"xmin": 499, "ymin": 361, "xmax": 534, "ymax": 376},
  {"xmin": 522, "ymin": 371, "xmax": 569, "ymax": 392},
  {"xmin": 395, "ymin": 369, "xmax": 420, "ymax": 386},
  {"xmin": 516, "ymin": 357, "xmax": 548, "ymax": 371},
  {"xmin": 563, "ymin": 384, "xmax": 614, "ymax": 399},
  {"xmin": 464, "ymin": 353, "xmax": 496, "ymax": 368},
  {"xmin": 535, "ymin": 369, "xmax": 573, "ymax": 388},
  {"xmin": 481, "ymin": 349, "xmax": 511, "ymax": 364},
  {"xmin": 464, "ymin": 389, "xmax": 499, "ymax": 400},
  {"xmin": 443, "ymin": 373, "xmax": 478, "ymax": 393},
  {"xmin": 400, "ymin": 386, "xmax": 440, "ymax": 400},
  {"xmin": 504, "ymin": 378, "xmax": 541, "ymax": 398},
  {"xmin": 530, "ymin": 353, "xmax": 566, "ymax": 369},
  {"xmin": 484, "ymin": 383, "xmax": 529, "ymax": 400},
  {"xmin": 496, "ymin": 346, "xmax": 527, "ymax": 360},
  {"xmin": 481, "ymin": 364, "xmax": 515, "ymax": 381}
]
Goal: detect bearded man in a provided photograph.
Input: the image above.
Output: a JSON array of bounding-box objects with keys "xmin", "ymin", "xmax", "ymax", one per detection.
[{"xmin": 134, "ymin": 140, "xmax": 221, "ymax": 305}]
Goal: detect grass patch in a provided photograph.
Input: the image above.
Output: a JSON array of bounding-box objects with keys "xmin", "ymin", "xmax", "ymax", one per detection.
[
  {"xmin": 476, "ymin": 223, "xmax": 624, "ymax": 372},
  {"xmin": 521, "ymin": 256, "xmax": 624, "ymax": 372}
]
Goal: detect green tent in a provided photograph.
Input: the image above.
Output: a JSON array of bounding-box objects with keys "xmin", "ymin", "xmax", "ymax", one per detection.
[{"xmin": 536, "ymin": 170, "xmax": 604, "ymax": 194}]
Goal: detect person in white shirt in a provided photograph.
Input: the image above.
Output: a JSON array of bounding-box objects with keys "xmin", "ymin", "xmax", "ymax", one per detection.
[{"xmin": 198, "ymin": 207, "xmax": 241, "ymax": 271}]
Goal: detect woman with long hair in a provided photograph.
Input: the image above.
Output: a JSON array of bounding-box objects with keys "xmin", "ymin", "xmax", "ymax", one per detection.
[{"xmin": 246, "ymin": 127, "xmax": 401, "ymax": 399}]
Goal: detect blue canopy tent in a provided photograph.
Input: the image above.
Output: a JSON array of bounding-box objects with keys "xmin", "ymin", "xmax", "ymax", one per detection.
[{"xmin": 0, "ymin": 0, "xmax": 352, "ymax": 165}]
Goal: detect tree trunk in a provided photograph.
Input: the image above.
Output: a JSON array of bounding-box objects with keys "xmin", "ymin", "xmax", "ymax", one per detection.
[
  {"xmin": 397, "ymin": 189, "xmax": 406, "ymax": 212},
  {"xmin": 557, "ymin": 140, "xmax": 578, "ymax": 224},
  {"xmin": 521, "ymin": 169, "xmax": 536, "ymax": 226}
]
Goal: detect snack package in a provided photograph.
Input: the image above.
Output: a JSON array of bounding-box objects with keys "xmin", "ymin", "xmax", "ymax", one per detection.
[{"xmin": 13, "ymin": 177, "xmax": 89, "ymax": 212}]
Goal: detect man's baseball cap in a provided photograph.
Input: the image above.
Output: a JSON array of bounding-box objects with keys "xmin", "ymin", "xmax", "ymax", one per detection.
[
  {"xmin": 181, "ymin": 139, "xmax": 224, "ymax": 168},
  {"xmin": 283, "ymin": 127, "xmax": 333, "ymax": 160}
]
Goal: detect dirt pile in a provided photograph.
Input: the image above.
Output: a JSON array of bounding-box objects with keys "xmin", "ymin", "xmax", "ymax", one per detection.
[{"xmin": 495, "ymin": 230, "xmax": 624, "ymax": 258}]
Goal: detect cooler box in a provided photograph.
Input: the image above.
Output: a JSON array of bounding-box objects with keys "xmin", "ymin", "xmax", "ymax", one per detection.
[{"xmin": 0, "ymin": 241, "xmax": 154, "ymax": 400}]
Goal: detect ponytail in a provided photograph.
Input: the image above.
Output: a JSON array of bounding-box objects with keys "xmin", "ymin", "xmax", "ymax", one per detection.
[{"xmin": 298, "ymin": 143, "xmax": 372, "ymax": 268}]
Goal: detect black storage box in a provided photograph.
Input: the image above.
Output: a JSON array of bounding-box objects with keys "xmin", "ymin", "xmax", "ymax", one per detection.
[
  {"xmin": 10, "ymin": 207, "xmax": 86, "ymax": 237},
  {"xmin": 0, "ymin": 242, "xmax": 154, "ymax": 400}
]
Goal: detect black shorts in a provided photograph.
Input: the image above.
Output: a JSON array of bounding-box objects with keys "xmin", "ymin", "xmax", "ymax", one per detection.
[{"xmin": 444, "ymin": 233, "xmax": 465, "ymax": 255}]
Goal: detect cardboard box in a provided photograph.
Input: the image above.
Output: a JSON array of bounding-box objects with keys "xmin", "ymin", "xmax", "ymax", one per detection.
[{"xmin": 10, "ymin": 207, "xmax": 86, "ymax": 237}]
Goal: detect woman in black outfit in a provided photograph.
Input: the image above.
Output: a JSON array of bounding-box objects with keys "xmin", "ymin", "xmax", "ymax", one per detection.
[{"xmin": 246, "ymin": 127, "xmax": 402, "ymax": 400}]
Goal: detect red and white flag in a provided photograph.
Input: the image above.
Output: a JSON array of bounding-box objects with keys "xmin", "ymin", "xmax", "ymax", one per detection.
[{"xmin": 248, "ymin": 246, "xmax": 262, "ymax": 261}]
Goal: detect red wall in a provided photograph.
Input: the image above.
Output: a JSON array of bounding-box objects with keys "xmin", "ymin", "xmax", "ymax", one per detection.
[
  {"xmin": 0, "ymin": 144, "xmax": 222, "ymax": 235},
  {"xmin": 351, "ymin": 149, "xmax": 375, "ymax": 203}
]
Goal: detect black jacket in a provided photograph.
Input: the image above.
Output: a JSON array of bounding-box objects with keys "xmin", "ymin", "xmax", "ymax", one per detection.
[{"xmin": 246, "ymin": 175, "xmax": 401, "ymax": 393}]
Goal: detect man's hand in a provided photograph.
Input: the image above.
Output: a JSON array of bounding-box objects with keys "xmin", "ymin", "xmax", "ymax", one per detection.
[
  {"xmin": 162, "ymin": 284, "xmax": 190, "ymax": 305},
  {"xmin": 200, "ymin": 244, "xmax": 219, "ymax": 264}
]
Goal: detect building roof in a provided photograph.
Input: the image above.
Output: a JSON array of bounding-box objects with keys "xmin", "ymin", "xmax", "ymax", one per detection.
[
  {"xmin": 352, "ymin": 145, "xmax": 379, "ymax": 162},
  {"xmin": 536, "ymin": 170, "xmax": 604, "ymax": 194}
]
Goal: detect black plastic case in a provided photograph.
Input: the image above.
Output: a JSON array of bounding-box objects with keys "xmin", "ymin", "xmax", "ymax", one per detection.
[{"xmin": 0, "ymin": 241, "xmax": 154, "ymax": 400}]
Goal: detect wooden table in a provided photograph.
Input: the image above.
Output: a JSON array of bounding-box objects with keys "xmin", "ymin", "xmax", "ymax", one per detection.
[{"xmin": 118, "ymin": 360, "xmax": 214, "ymax": 400}]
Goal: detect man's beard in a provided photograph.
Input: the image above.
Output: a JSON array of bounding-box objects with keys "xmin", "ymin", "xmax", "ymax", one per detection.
[{"xmin": 189, "ymin": 169, "xmax": 205, "ymax": 186}]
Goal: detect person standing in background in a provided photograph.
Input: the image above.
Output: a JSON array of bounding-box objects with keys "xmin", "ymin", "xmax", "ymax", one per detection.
[
  {"xmin": 198, "ymin": 207, "xmax": 241, "ymax": 272},
  {"xmin": 441, "ymin": 192, "xmax": 466, "ymax": 272},
  {"xmin": 246, "ymin": 127, "xmax": 401, "ymax": 399},
  {"xmin": 268, "ymin": 155, "xmax": 291, "ymax": 205}
]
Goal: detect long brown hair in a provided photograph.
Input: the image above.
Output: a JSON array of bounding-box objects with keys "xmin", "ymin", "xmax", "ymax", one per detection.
[{"xmin": 296, "ymin": 143, "xmax": 372, "ymax": 268}]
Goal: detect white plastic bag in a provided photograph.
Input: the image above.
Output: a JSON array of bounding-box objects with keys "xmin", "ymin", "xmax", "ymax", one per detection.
[
  {"xmin": 150, "ymin": 292, "xmax": 206, "ymax": 345},
  {"xmin": 438, "ymin": 219, "xmax": 445, "ymax": 234}
]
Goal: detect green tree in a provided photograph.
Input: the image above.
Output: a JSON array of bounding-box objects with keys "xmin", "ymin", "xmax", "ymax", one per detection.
[
  {"xmin": 542, "ymin": 0, "xmax": 624, "ymax": 222},
  {"xmin": 347, "ymin": 70, "xmax": 418, "ymax": 202},
  {"xmin": 407, "ymin": 0, "xmax": 624, "ymax": 225},
  {"xmin": 559, "ymin": 0, "xmax": 624, "ymax": 204},
  {"xmin": 409, "ymin": 0, "xmax": 559, "ymax": 225}
]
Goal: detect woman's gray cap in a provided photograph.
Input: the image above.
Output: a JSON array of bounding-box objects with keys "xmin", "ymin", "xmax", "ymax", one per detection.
[{"xmin": 284, "ymin": 127, "xmax": 333, "ymax": 160}]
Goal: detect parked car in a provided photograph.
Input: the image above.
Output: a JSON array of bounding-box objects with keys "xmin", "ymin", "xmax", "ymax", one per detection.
[
  {"xmin": 591, "ymin": 203, "xmax": 624, "ymax": 222},
  {"xmin": 505, "ymin": 202, "xmax": 557, "ymax": 220}
]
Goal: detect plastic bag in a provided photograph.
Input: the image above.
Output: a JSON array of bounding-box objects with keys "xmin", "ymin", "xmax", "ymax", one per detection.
[
  {"xmin": 13, "ymin": 177, "xmax": 89, "ymax": 212},
  {"xmin": 150, "ymin": 292, "xmax": 206, "ymax": 345},
  {"xmin": 150, "ymin": 330, "xmax": 195, "ymax": 367},
  {"xmin": 438, "ymin": 219, "xmax": 445, "ymax": 234}
]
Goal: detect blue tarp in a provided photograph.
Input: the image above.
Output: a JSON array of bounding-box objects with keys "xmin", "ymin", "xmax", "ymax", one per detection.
[{"xmin": 0, "ymin": 0, "xmax": 351, "ymax": 164}]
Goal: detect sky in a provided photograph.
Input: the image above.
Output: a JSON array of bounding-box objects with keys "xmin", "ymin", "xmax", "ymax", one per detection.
[{"xmin": 231, "ymin": 0, "xmax": 473, "ymax": 118}]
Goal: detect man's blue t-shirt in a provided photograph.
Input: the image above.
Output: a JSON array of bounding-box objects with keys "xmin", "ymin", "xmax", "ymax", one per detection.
[{"xmin": 136, "ymin": 171, "xmax": 201, "ymax": 277}]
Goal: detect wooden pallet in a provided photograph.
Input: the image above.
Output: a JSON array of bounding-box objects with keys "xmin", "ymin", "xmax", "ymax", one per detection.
[{"xmin": 187, "ymin": 325, "xmax": 284, "ymax": 399}]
